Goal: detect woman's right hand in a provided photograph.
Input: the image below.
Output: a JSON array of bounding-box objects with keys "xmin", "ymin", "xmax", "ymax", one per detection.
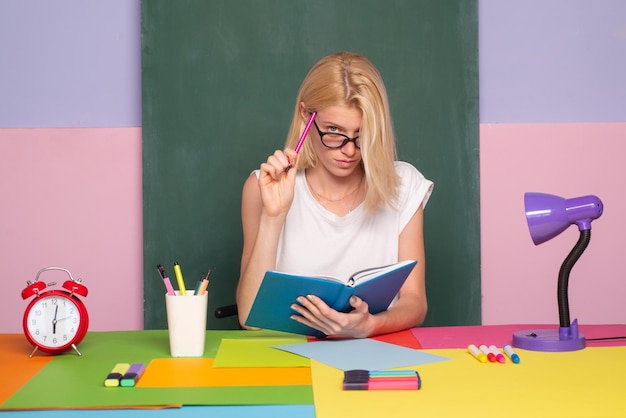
[{"xmin": 258, "ymin": 148, "xmax": 299, "ymax": 218}]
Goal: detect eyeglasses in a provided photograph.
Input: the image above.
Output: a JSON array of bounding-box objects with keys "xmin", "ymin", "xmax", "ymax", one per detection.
[{"xmin": 313, "ymin": 120, "xmax": 361, "ymax": 149}]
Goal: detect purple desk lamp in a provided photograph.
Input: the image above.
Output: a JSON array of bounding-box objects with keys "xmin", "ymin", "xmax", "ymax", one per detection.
[{"xmin": 513, "ymin": 192, "xmax": 603, "ymax": 352}]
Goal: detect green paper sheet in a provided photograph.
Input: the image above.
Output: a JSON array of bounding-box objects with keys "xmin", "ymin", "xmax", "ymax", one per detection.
[
  {"xmin": 1, "ymin": 331, "xmax": 313, "ymax": 410},
  {"xmin": 213, "ymin": 338, "xmax": 309, "ymax": 368}
]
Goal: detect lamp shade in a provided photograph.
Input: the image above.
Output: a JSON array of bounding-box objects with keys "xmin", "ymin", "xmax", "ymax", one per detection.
[{"xmin": 524, "ymin": 193, "xmax": 603, "ymax": 245}]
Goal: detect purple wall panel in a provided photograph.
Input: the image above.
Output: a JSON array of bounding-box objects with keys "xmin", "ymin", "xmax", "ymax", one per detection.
[
  {"xmin": 480, "ymin": 0, "xmax": 626, "ymax": 123},
  {"xmin": 0, "ymin": 0, "xmax": 141, "ymax": 128}
]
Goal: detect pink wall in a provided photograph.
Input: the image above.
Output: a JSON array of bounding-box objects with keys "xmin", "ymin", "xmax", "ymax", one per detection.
[
  {"xmin": 481, "ymin": 123, "xmax": 626, "ymax": 324},
  {"xmin": 478, "ymin": 0, "xmax": 626, "ymax": 326},
  {"xmin": 0, "ymin": 128, "xmax": 144, "ymax": 332}
]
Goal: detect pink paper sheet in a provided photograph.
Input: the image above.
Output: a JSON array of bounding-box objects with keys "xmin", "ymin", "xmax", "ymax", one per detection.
[{"xmin": 412, "ymin": 324, "xmax": 626, "ymax": 349}]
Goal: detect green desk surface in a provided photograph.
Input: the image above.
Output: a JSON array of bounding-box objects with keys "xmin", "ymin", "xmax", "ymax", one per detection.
[{"xmin": 1, "ymin": 330, "xmax": 312, "ymax": 410}]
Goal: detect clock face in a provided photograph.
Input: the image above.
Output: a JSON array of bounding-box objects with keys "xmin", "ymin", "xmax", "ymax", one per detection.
[{"xmin": 24, "ymin": 293, "xmax": 84, "ymax": 351}]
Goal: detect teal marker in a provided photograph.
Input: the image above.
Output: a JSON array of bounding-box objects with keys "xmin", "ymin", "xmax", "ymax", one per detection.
[{"xmin": 368, "ymin": 370, "xmax": 418, "ymax": 377}]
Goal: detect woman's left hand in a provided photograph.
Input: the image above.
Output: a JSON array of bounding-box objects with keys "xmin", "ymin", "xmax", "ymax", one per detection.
[{"xmin": 289, "ymin": 294, "xmax": 373, "ymax": 338}]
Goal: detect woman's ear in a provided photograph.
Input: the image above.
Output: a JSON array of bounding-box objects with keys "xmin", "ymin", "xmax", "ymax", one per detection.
[{"xmin": 299, "ymin": 101, "xmax": 309, "ymax": 120}]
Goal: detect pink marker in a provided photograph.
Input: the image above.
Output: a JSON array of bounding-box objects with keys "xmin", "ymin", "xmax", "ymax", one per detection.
[
  {"xmin": 286, "ymin": 111, "xmax": 317, "ymax": 172},
  {"xmin": 343, "ymin": 370, "xmax": 421, "ymax": 390},
  {"xmin": 367, "ymin": 378, "xmax": 420, "ymax": 390},
  {"xmin": 157, "ymin": 264, "xmax": 176, "ymax": 296},
  {"xmin": 489, "ymin": 345, "xmax": 506, "ymax": 363}
]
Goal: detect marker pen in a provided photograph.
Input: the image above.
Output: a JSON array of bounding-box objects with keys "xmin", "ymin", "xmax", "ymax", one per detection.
[
  {"xmin": 193, "ymin": 280, "xmax": 202, "ymax": 295},
  {"xmin": 104, "ymin": 363, "xmax": 130, "ymax": 387},
  {"xmin": 286, "ymin": 111, "xmax": 317, "ymax": 172},
  {"xmin": 120, "ymin": 363, "xmax": 146, "ymax": 387},
  {"xmin": 368, "ymin": 370, "xmax": 419, "ymax": 377},
  {"xmin": 367, "ymin": 378, "xmax": 420, "ymax": 390},
  {"xmin": 489, "ymin": 345, "xmax": 506, "ymax": 363},
  {"xmin": 173, "ymin": 262, "xmax": 187, "ymax": 296},
  {"xmin": 467, "ymin": 344, "xmax": 487, "ymax": 363},
  {"xmin": 479, "ymin": 344, "xmax": 496, "ymax": 362},
  {"xmin": 157, "ymin": 264, "xmax": 176, "ymax": 296},
  {"xmin": 343, "ymin": 369, "xmax": 421, "ymax": 390},
  {"xmin": 198, "ymin": 278, "xmax": 209, "ymax": 295},
  {"xmin": 503, "ymin": 344, "xmax": 520, "ymax": 364}
]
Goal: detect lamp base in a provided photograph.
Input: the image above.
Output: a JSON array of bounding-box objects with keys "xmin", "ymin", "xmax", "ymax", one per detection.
[{"xmin": 512, "ymin": 319, "xmax": 585, "ymax": 352}]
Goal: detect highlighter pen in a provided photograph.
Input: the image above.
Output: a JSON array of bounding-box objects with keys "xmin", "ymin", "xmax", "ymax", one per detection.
[
  {"xmin": 489, "ymin": 345, "xmax": 506, "ymax": 363},
  {"xmin": 157, "ymin": 264, "xmax": 176, "ymax": 296},
  {"xmin": 198, "ymin": 278, "xmax": 209, "ymax": 295},
  {"xmin": 104, "ymin": 363, "xmax": 130, "ymax": 387},
  {"xmin": 367, "ymin": 379, "xmax": 420, "ymax": 390},
  {"xmin": 197, "ymin": 269, "xmax": 211, "ymax": 295},
  {"xmin": 479, "ymin": 344, "xmax": 496, "ymax": 362},
  {"xmin": 503, "ymin": 344, "xmax": 521, "ymax": 364},
  {"xmin": 173, "ymin": 262, "xmax": 187, "ymax": 296},
  {"xmin": 193, "ymin": 280, "xmax": 202, "ymax": 295},
  {"xmin": 193, "ymin": 272, "xmax": 202, "ymax": 295},
  {"xmin": 467, "ymin": 344, "xmax": 487, "ymax": 363},
  {"xmin": 368, "ymin": 370, "xmax": 419, "ymax": 377},
  {"xmin": 343, "ymin": 369, "xmax": 421, "ymax": 390},
  {"xmin": 286, "ymin": 111, "xmax": 317, "ymax": 172},
  {"xmin": 120, "ymin": 363, "xmax": 146, "ymax": 387}
]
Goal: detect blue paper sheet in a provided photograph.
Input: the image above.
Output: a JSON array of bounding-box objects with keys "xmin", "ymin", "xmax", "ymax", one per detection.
[
  {"xmin": 273, "ymin": 338, "xmax": 450, "ymax": 371},
  {"xmin": 0, "ymin": 405, "xmax": 315, "ymax": 418}
]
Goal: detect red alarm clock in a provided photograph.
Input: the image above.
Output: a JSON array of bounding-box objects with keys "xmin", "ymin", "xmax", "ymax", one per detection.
[{"xmin": 21, "ymin": 267, "xmax": 89, "ymax": 357}]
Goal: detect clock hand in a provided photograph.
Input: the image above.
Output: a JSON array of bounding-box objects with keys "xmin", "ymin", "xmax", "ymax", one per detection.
[{"xmin": 53, "ymin": 305, "xmax": 58, "ymax": 334}]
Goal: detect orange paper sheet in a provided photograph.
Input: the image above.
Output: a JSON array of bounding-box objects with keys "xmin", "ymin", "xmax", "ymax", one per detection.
[
  {"xmin": 0, "ymin": 334, "xmax": 54, "ymax": 404},
  {"xmin": 138, "ymin": 358, "xmax": 312, "ymax": 387}
]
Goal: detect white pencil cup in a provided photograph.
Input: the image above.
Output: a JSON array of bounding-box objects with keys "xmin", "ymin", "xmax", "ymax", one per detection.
[{"xmin": 165, "ymin": 291, "xmax": 208, "ymax": 357}]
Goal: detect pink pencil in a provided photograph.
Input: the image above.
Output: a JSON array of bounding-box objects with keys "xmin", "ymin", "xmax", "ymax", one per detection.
[{"xmin": 286, "ymin": 111, "xmax": 317, "ymax": 172}]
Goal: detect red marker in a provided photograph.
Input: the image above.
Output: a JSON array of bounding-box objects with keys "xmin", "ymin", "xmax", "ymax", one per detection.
[{"xmin": 479, "ymin": 344, "xmax": 496, "ymax": 362}]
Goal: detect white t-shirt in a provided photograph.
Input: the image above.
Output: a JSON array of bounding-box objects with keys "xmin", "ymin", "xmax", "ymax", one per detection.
[{"xmin": 271, "ymin": 161, "xmax": 433, "ymax": 283}]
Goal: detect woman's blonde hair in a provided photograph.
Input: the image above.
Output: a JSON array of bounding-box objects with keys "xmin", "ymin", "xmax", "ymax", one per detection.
[{"xmin": 285, "ymin": 52, "xmax": 400, "ymax": 212}]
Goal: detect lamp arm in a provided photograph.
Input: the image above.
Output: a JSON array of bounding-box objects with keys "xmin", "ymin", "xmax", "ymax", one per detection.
[{"xmin": 557, "ymin": 229, "xmax": 591, "ymax": 328}]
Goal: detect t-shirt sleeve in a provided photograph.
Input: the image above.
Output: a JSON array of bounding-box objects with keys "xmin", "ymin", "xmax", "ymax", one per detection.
[{"xmin": 395, "ymin": 161, "xmax": 434, "ymax": 230}]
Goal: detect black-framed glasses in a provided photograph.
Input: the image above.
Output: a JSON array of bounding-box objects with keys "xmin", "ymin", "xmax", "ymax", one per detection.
[{"xmin": 313, "ymin": 120, "xmax": 361, "ymax": 149}]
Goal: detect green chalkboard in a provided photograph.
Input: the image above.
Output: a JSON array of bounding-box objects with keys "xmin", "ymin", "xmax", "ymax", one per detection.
[{"xmin": 141, "ymin": 0, "xmax": 480, "ymax": 330}]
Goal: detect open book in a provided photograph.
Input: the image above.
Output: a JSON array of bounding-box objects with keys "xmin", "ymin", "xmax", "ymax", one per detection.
[{"xmin": 245, "ymin": 260, "xmax": 417, "ymax": 336}]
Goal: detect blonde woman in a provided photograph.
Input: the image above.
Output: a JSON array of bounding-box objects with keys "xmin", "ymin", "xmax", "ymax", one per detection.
[{"xmin": 237, "ymin": 52, "xmax": 433, "ymax": 338}]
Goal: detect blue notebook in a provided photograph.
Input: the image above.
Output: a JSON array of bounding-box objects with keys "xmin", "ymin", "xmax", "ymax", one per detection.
[{"xmin": 245, "ymin": 260, "xmax": 417, "ymax": 337}]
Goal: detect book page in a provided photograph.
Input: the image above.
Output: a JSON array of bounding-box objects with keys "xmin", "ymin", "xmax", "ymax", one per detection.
[
  {"xmin": 348, "ymin": 260, "xmax": 416, "ymax": 286},
  {"xmin": 277, "ymin": 271, "xmax": 344, "ymax": 284}
]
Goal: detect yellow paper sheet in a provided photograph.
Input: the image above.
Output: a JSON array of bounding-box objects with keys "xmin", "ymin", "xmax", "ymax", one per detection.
[
  {"xmin": 213, "ymin": 337, "xmax": 310, "ymax": 367},
  {"xmin": 311, "ymin": 347, "xmax": 626, "ymax": 418},
  {"xmin": 138, "ymin": 358, "xmax": 311, "ymax": 387}
]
